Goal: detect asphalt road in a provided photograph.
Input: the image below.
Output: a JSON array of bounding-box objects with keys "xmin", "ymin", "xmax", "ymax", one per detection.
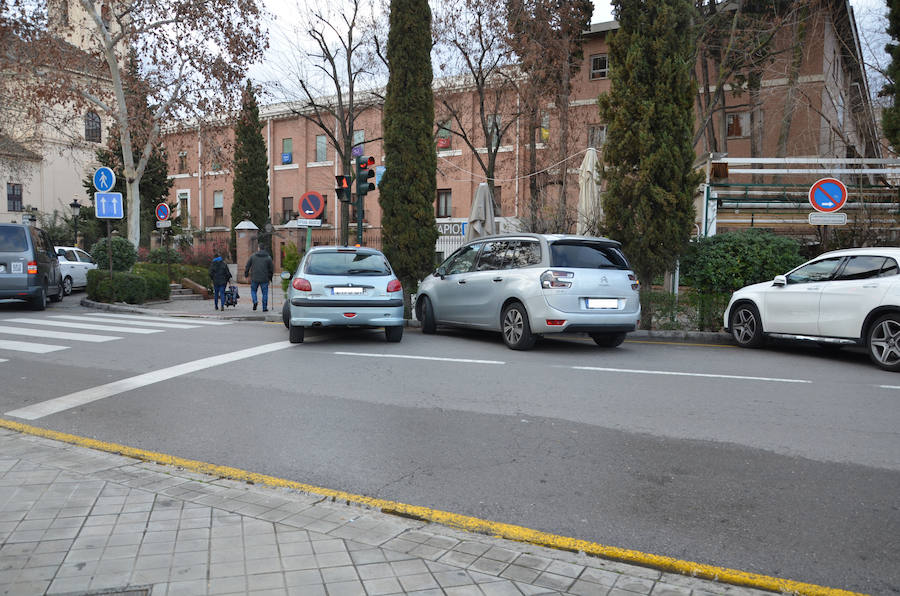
[{"xmin": 1, "ymin": 298, "xmax": 898, "ymax": 594}]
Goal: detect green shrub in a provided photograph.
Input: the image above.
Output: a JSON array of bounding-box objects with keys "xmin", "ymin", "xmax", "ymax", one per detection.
[
  {"xmin": 681, "ymin": 230, "xmax": 805, "ymax": 294},
  {"xmin": 281, "ymin": 242, "xmax": 301, "ymax": 292},
  {"xmin": 133, "ymin": 262, "xmax": 212, "ymax": 291},
  {"xmin": 138, "ymin": 270, "xmax": 170, "ymax": 300},
  {"xmin": 90, "ymin": 237, "xmax": 137, "ymax": 272},
  {"xmin": 148, "ymin": 247, "xmax": 183, "ymax": 264},
  {"xmin": 86, "ymin": 270, "xmax": 147, "ymax": 304}
]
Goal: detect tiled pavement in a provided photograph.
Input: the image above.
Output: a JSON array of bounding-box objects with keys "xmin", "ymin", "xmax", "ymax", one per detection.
[{"xmin": 0, "ymin": 428, "xmax": 771, "ymax": 596}]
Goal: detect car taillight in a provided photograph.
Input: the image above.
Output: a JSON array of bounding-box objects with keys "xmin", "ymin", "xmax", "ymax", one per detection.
[
  {"xmin": 27, "ymin": 261, "xmax": 38, "ymax": 275},
  {"xmin": 628, "ymin": 273, "xmax": 639, "ymax": 291},
  {"xmin": 387, "ymin": 279, "xmax": 402, "ymax": 293},
  {"xmin": 292, "ymin": 277, "xmax": 311, "ymax": 291},
  {"xmin": 540, "ymin": 270, "xmax": 573, "ymax": 289}
]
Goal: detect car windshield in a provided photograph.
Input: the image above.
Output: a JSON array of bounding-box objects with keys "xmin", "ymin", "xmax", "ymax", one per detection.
[
  {"xmin": 550, "ymin": 242, "xmax": 629, "ymax": 269},
  {"xmin": 305, "ymin": 252, "xmax": 391, "ymax": 276},
  {"xmin": 0, "ymin": 227, "xmax": 28, "ymax": 252}
]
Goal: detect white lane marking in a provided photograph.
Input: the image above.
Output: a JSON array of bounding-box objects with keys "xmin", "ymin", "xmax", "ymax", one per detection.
[
  {"xmin": 569, "ymin": 366, "xmax": 812, "ymax": 384},
  {"xmin": 0, "ymin": 359, "xmax": 6, "ymax": 363},
  {"xmin": 334, "ymin": 351, "xmax": 505, "ymax": 365},
  {"xmin": 0, "ymin": 325, "xmax": 119, "ymax": 343},
  {"xmin": 5, "ymin": 341, "xmax": 293, "ymax": 420},
  {"xmin": 54, "ymin": 315, "xmax": 200, "ymax": 330},
  {"xmin": 0, "ymin": 339, "xmax": 68, "ymax": 354},
  {"xmin": 878, "ymin": 385, "xmax": 900, "ymax": 390},
  {"xmin": 4, "ymin": 318, "xmax": 162, "ymax": 335},
  {"xmin": 84, "ymin": 313, "xmax": 231, "ymax": 326}
]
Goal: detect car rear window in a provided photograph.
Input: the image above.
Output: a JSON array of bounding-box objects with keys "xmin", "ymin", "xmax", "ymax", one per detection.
[
  {"xmin": 550, "ymin": 242, "xmax": 629, "ymax": 269},
  {"xmin": 305, "ymin": 251, "xmax": 391, "ymax": 276},
  {"xmin": 0, "ymin": 227, "xmax": 28, "ymax": 252}
]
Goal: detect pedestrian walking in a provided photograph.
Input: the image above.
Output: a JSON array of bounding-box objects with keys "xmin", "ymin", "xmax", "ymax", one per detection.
[
  {"xmin": 244, "ymin": 245, "xmax": 274, "ymax": 312},
  {"xmin": 209, "ymin": 251, "xmax": 232, "ymax": 311}
]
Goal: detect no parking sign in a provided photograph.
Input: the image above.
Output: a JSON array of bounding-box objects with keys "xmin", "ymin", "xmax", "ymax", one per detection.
[{"xmin": 808, "ymin": 178, "xmax": 848, "ymax": 213}]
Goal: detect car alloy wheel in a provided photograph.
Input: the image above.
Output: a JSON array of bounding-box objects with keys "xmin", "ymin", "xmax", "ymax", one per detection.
[
  {"xmin": 501, "ymin": 302, "xmax": 536, "ymax": 350},
  {"xmin": 868, "ymin": 314, "xmax": 900, "ymax": 372},
  {"xmin": 63, "ymin": 276, "xmax": 73, "ymax": 296},
  {"xmin": 730, "ymin": 303, "xmax": 763, "ymax": 348}
]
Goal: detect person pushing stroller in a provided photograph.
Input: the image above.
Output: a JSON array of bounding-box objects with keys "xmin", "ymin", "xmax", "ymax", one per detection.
[{"xmin": 209, "ymin": 251, "xmax": 232, "ymax": 311}]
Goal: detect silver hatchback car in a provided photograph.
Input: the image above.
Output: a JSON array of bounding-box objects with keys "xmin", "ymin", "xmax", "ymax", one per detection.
[
  {"xmin": 415, "ymin": 234, "xmax": 641, "ymax": 350},
  {"xmin": 283, "ymin": 246, "xmax": 405, "ymax": 343}
]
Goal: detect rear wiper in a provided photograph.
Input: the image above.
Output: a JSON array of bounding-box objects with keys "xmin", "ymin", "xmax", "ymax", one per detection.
[{"xmin": 346, "ymin": 268, "xmax": 385, "ymax": 274}]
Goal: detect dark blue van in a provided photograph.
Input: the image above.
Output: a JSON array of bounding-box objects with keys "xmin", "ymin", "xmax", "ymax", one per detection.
[{"xmin": 0, "ymin": 223, "xmax": 64, "ymax": 310}]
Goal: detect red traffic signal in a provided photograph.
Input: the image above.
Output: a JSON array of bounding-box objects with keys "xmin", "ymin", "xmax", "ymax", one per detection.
[{"xmin": 356, "ymin": 155, "xmax": 376, "ymax": 197}]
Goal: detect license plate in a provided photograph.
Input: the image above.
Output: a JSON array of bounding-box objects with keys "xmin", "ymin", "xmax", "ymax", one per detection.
[
  {"xmin": 333, "ymin": 287, "xmax": 364, "ymax": 295},
  {"xmin": 586, "ymin": 298, "xmax": 618, "ymax": 309},
  {"xmin": 10, "ymin": 262, "xmax": 22, "ymax": 274}
]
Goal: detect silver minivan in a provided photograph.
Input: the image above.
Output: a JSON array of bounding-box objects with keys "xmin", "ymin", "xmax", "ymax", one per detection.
[
  {"xmin": 415, "ymin": 234, "xmax": 640, "ymax": 350},
  {"xmin": 0, "ymin": 223, "xmax": 64, "ymax": 310}
]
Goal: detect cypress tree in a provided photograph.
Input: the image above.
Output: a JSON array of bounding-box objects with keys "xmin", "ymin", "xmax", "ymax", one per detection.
[
  {"xmin": 598, "ymin": 0, "xmax": 702, "ymax": 328},
  {"xmin": 883, "ymin": 0, "xmax": 900, "ymax": 151},
  {"xmin": 379, "ymin": 0, "xmax": 438, "ymax": 302},
  {"xmin": 231, "ymin": 80, "xmax": 270, "ymax": 254}
]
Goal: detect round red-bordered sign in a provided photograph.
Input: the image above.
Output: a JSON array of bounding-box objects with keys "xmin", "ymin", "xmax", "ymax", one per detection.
[
  {"xmin": 155, "ymin": 203, "xmax": 170, "ymax": 221},
  {"xmin": 809, "ymin": 178, "xmax": 848, "ymax": 213},
  {"xmin": 299, "ymin": 191, "xmax": 325, "ymax": 219}
]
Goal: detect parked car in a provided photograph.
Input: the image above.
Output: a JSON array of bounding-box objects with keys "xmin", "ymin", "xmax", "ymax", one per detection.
[
  {"xmin": 415, "ymin": 234, "xmax": 641, "ymax": 350},
  {"xmin": 282, "ymin": 246, "xmax": 405, "ymax": 343},
  {"xmin": 0, "ymin": 222, "xmax": 64, "ymax": 310},
  {"xmin": 723, "ymin": 247, "xmax": 900, "ymax": 371},
  {"xmin": 55, "ymin": 246, "xmax": 97, "ymax": 295}
]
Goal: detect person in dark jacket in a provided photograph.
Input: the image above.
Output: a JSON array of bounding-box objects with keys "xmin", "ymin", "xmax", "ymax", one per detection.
[
  {"xmin": 209, "ymin": 252, "xmax": 232, "ymax": 310},
  {"xmin": 244, "ymin": 246, "xmax": 274, "ymax": 311}
]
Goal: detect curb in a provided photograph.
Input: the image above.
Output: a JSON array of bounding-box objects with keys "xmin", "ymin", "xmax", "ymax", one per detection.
[{"xmin": 0, "ymin": 418, "xmax": 862, "ymax": 596}]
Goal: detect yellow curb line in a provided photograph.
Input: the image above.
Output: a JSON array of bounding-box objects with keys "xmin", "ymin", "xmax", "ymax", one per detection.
[{"xmin": 0, "ymin": 418, "xmax": 863, "ymax": 596}]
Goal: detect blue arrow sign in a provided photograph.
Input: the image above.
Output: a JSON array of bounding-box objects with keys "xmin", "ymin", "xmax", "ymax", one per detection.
[
  {"xmin": 95, "ymin": 192, "xmax": 124, "ymax": 219},
  {"xmin": 93, "ymin": 167, "xmax": 116, "ymax": 192}
]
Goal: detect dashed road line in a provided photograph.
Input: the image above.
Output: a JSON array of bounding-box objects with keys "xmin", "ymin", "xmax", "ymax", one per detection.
[
  {"xmin": 569, "ymin": 365, "xmax": 812, "ymax": 384},
  {"xmin": 334, "ymin": 351, "xmax": 505, "ymax": 365}
]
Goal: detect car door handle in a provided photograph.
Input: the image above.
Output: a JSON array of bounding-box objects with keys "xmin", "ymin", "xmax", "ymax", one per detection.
[
  {"xmin": 457, "ymin": 280, "xmax": 466, "ymax": 285},
  {"xmin": 863, "ymin": 283, "xmax": 879, "ymax": 288},
  {"xmin": 492, "ymin": 277, "xmax": 503, "ymax": 282}
]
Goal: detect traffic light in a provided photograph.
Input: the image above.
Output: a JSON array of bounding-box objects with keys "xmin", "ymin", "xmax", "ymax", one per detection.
[
  {"xmin": 355, "ymin": 155, "xmax": 376, "ymax": 197},
  {"xmin": 335, "ymin": 175, "xmax": 352, "ymax": 203}
]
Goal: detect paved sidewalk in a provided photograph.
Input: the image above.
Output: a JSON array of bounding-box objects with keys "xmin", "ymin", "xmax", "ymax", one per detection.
[{"xmin": 0, "ymin": 426, "xmax": 770, "ymax": 596}]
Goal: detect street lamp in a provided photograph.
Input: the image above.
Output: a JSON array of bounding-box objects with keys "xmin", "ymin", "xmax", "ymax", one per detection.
[{"xmin": 69, "ymin": 199, "xmax": 81, "ymax": 247}]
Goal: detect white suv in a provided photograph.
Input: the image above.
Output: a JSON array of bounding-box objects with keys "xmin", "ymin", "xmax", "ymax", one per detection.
[
  {"xmin": 415, "ymin": 234, "xmax": 641, "ymax": 350},
  {"xmin": 724, "ymin": 247, "xmax": 900, "ymax": 371}
]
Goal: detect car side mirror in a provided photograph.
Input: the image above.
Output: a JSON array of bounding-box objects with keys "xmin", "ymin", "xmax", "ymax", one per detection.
[
  {"xmin": 773, "ymin": 275, "xmax": 787, "ymax": 286},
  {"xmin": 436, "ymin": 266, "xmax": 446, "ymax": 279},
  {"xmin": 280, "ymin": 271, "xmax": 291, "ymax": 280},
  {"xmin": 56, "ymin": 248, "xmax": 65, "ymax": 256}
]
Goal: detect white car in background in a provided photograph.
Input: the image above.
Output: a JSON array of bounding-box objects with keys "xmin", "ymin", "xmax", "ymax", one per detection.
[
  {"xmin": 55, "ymin": 246, "xmax": 97, "ymax": 295},
  {"xmin": 724, "ymin": 247, "xmax": 900, "ymax": 371}
]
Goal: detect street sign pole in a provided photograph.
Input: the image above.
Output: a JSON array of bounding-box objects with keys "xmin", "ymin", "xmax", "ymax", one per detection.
[{"xmin": 107, "ymin": 221, "xmax": 113, "ymax": 282}]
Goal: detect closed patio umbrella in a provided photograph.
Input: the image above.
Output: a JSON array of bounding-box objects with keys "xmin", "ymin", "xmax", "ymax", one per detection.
[
  {"xmin": 577, "ymin": 147, "xmax": 601, "ymax": 235},
  {"xmin": 465, "ymin": 182, "xmax": 496, "ymax": 241}
]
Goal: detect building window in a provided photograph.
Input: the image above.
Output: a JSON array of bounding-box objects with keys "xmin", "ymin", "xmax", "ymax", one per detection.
[
  {"xmin": 6, "ymin": 183, "xmax": 23, "ymax": 212},
  {"xmin": 352, "ymin": 130, "xmax": 365, "ymax": 157},
  {"xmin": 315, "ymin": 135, "xmax": 327, "ymax": 162},
  {"xmin": 213, "ymin": 208, "xmax": 224, "ymax": 227},
  {"xmin": 540, "ymin": 112, "xmax": 550, "ymax": 143},
  {"xmin": 281, "ymin": 138, "xmax": 292, "ymax": 164},
  {"xmin": 282, "ymin": 196, "xmax": 295, "ymax": 222},
  {"xmin": 726, "ymin": 112, "xmax": 751, "ymax": 138},
  {"xmin": 177, "ymin": 190, "xmax": 189, "ymax": 224},
  {"xmin": 590, "ymin": 54, "xmax": 609, "ymax": 80},
  {"xmin": 437, "ymin": 120, "xmax": 452, "ymax": 149},
  {"xmin": 588, "ymin": 125, "xmax": 607, "ymax": 148},
  {"xmin": 213, "ymin": 190, "xmax": 224, "ymax": 209},
  {"xmin": 436, "ymin": 189, "xmax": 452, "ymax": 218},
  {"xmin": 177, "ymin": 151, "xmax": 187, "ymax": 174},
  {"xmin": 85, "ymin": 111, "xmax": 101, "ymax": 143},
  {"xmin": 488, "ymin": 114, "xmax": 501, "ymax": 150}
]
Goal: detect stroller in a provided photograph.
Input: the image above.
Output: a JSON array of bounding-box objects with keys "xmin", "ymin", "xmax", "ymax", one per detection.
[{"xmin": 222, "ymin": 284, "xmax": 240, "ymax": 308}]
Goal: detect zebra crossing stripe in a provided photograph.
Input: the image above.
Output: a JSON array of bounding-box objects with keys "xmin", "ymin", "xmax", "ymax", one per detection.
[
  {"xmin": 0, "ymin": 325, "xmax": 119, "ymax": 343},
  {"xmin": 64, "ymin": 315, "xmax": 200, "ymax": 329},
  {"xmin": 3, "ymin": 318, "xmax": 162, "ymax": 335},
  {"xmin": 0, "ymin": 339, "xmax": 68, "ymax": 354},
  {"xmin": 84, "ymin": 313, "xmax": 231, "ymax": 326},
  {"xmin": 0, "ymin": 359, "xmax": 6, "ymax": 363}
]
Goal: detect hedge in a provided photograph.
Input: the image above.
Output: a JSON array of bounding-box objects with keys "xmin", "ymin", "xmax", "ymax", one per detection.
[{"xmin": 86, "ymin": 270, "xmax": 147, "ymax": 304}]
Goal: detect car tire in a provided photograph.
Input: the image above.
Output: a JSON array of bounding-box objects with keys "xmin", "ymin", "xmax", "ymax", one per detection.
[
  {"xmin": 867, "ymin": 313, "xmax": 900, "ymax": 372},
  {"xmin": 49, "ymin": 279, "xmax": 63, "ymax": 303},
  {"xmin": 385, "ymin": 326, "xmax": 403, "ymax": 342},
  {"xmin": 31, "ymin": 283, "xmax": 47, "ymax": 311},
  {"xmin": 591, "ymin": 332, "xmax": 626, "ymax": 348},
  {"xmin": 63, "ymin": 276, "xmax": 73, "ymax": 296},
  {"xmin": 501, "ymin": 302, "xmax": 536, "ymax": 350},
  {"xmin": 420, "ymin": 296, "xmax": 437, "ymax": 335},
  {"xmin": 289, "ymin": 324, "xmax": 304, "ymax": 344},
  {"xmin": 282, "ymin": 301, "xmax": 290, "ymax": 329},
  {"xmin": 729, "ymin": 302, "xmax": 764, "ymax": 348}
]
